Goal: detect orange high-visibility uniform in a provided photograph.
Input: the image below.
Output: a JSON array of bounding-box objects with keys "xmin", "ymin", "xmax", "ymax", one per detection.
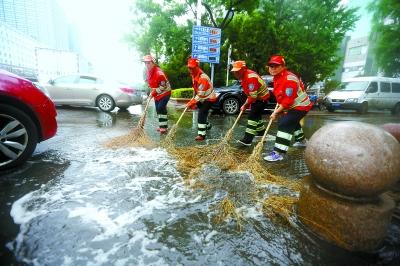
[
  {"xmin": 241, "ymin": 69, "xmax": 270, "ymax": 104},
  {"xmin": 191, "ymin": 70, "xmax": 217, "ymax": 103},
  {"xmin": 272, "ymin": 69, "xmax": 312, "ymax": 111},
  {"xmin": 146, "ymin": 66, "xmax": 171, "ymax": 101}
]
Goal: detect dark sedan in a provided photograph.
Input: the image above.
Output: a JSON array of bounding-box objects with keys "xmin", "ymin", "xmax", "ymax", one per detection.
[{"xmin": 212, "ymin": 75, "xmax": 276, "ymax": 115}]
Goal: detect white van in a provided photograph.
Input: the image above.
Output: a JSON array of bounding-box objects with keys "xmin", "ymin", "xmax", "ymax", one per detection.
[{"xmin": 324, "ymin": 76, "xmax": 400, "ymax": 115}]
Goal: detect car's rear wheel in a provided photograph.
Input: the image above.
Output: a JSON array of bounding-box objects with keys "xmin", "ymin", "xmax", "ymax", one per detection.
[
  {"xmin": 0, "ymin": 104, "xmax": 38, "ymax": 170},
  {"xmin": 222, "ymin": 97, "xmax": 240, "ymax": 115},
  {"xmin": 391, "ymin": 103, "xmax": 400, "ymax": 116},
  {"xmin": 97, "ymin": 94, "xmax": 115, "ymax": 112}
]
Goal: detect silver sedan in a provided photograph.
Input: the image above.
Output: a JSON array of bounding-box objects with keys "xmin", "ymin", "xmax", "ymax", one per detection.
[{"xmin": 43, "ymin": 74, "xmax": 143, "ymax": 112}]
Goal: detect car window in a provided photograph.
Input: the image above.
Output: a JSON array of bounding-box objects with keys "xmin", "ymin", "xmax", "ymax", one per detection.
[
  {"xmin": 366, "ymin": 82, "xmax": 378, "ymax": 93},
  {"xmin": 392, "ymin": 83, "xmax": 400, "ymax": 93},
  {"xmin": 341, "ymin": 81, "xmax": 369, "ymax": 91},
  {"xmin": 380, "ymin": 82, "xmax": 391, "ymax": 93},
  {"xmin": 53, "ymin": 75, "xmax": 77, "ymax": 85},
  {"xmin": 79, "ymin": 76, "xmax": 97, "ymax": 84}
]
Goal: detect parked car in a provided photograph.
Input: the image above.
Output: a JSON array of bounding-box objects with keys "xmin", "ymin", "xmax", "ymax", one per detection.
[
  {"xmin": 26, "ymin": 77, "xmax": 51, "ymax": 98},
  {"xmin": 0, "ymin": 70, "xmax": 57, "ymax": 170},
  {"xmin": 323, "ymin": 76, "xmax": 400, "ymax": 114},
  {"xmin": 212, "ymin": 75, "xmax": 276, "ymax": 115},
  {"xmin": 42, "ymin": 74, "xmax": 143, "ymax": 112}
]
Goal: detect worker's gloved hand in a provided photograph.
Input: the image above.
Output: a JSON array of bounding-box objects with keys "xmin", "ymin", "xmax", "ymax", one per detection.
[
  {"xmin": 186, "ymin": 99, "xmax": 197, "ymax": 109},
  {"xmin": 151, "ymin": 91, "xmax": 157, "ymax": 98},
  {"xmin": 240, "ymin": 103, "xmax": 248, "ymax": 112}
]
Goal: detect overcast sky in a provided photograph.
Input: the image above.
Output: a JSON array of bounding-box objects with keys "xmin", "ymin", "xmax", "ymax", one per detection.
[{"xmin": 57, "ymin": 0, "xmax": 144, "ymax": 85}]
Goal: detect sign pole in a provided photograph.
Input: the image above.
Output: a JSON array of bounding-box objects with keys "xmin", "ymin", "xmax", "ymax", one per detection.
[
  {"xmin": 211, "ymin": 64, "xmax": 214, "ymax": 84},
  {"xmin": 226, "ymin": 44, "xmax": 232, "ymax": 86},
  {"xmin": 196, "ymin": 0, "xmax": 201, "ymax": 26}
]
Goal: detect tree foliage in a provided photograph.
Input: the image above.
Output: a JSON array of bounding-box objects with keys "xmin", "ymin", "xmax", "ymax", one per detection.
[
  {"xmin": 128, "ymin": 0, "xmax": 358, "ymax": 88},
  {"xmin": 368, "ymin": 0, "xmax": 400, "ymax": 77},
  {"xmin": 225, "ymin": 0, "xmax": 358, "ymax": 87}
]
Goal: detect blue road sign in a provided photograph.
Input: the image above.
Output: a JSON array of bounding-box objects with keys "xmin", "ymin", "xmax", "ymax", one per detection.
[{"xmin": 192, "ymin": 25, "xmax": 221, "ymax": 64}]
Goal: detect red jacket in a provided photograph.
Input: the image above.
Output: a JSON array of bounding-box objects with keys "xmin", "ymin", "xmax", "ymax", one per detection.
[
  {"xmin": 146, "ymin": 66, "xmax": 171, "ymax": 101},
  {"xmin": 241, "ymin": 69, "xmax": 270, "ymax": 103},
  {"xmin": 272, "ymin": 69, "xmax": 312, "ymax": 111},
  {"xmin": 191, "ymin": 69, "xmax": 217, "ymax": 103}
]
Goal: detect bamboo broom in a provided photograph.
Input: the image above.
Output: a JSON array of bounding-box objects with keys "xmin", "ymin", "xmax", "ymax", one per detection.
[
  {"xmin": 235, "ymin": 104, "xmax": 285, "ymax": 182},
  {"xmin": 162, "ymin": 104, "xmax": 190, "ymax": 148},
  {"xmin": 207, "ymin": 109, "xmax": 245, "ymax": 169},
  {"xmin": 105, "ymin": 95, "xmax": 155, "ymax": 148}
]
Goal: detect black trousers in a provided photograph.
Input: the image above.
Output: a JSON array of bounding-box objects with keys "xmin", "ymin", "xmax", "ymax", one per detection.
[
  {"xmin": 155, "ymin": 95, "xmax": 170, "ymax": 115},
  {"xmin": 274, "ymin": 109, "xmax": 308, "ymax": 153},
  {"xmin": 197, "ymin": 101, "xmax": 213, "ymax": 124}
]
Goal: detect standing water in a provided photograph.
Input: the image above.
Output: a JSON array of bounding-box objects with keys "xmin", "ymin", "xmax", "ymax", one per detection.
[{"xmin": 3, "ymin": 106, "xmax": 400, "ymax": 265}]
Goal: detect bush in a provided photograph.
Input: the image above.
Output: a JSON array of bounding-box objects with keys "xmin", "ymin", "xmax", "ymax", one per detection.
[{"xmin": 171, "ymin": 88, "xmax": 194, "ymax": 99}]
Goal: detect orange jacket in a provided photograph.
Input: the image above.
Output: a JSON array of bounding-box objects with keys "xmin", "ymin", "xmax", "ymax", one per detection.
[
  {"xmin": 241, "ymin": 69, "xmax": 270, "ymax": 104},
  {"xmin": 272, "ymin": 69, "xmax": 312, "ymax": 111},
  {"xmin": 191, "ymin": 69, "xmax": 217, "ymax": 103},
  {"xmin": 146, "ymin": 66, "xmax": 171, "ymax": 101}
]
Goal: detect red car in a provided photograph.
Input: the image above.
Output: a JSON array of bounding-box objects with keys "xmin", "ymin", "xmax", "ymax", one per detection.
[{"xmin": 0, "ymin": 70, "xmax": 57, "ymax": 170}]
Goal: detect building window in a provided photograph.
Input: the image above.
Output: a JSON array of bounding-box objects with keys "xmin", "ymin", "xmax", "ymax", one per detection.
[
  {"xmin": 348, "ymin": 45, "xmax": 367, "ymax": 56},
  {"xmin": 349, "ymin": 46, "xmax": 362, "ymax": 56}
]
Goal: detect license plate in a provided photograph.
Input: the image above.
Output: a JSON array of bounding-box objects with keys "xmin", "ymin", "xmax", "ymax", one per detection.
[{"xmin": 332, "ymin": 103, "xmax": 341, "ymax": 107}]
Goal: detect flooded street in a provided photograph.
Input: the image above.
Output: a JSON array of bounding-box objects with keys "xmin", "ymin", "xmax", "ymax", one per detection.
[{"xmin": 1, "ymin": 104, "xmax": 399, "ymax": 265}]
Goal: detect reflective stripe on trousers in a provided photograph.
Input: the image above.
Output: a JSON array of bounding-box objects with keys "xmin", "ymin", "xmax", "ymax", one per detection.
[
  {"xmin": 158, "ymin": 114, "xmax": 168, "ymax": 128},
  {"xmin": 198, "ymin": 123, "xmax": 207, "ymax": 136},
  {"xmin": 245, "ymin": 119, "xmax": 265, "ymax": 136},
  {"xmin": 294, "ymin": 128, "xmax": 305, "ymax": 142},
  {"xmin": 273, "ymin": 109, "xmax": 308, "ymax": 154}
]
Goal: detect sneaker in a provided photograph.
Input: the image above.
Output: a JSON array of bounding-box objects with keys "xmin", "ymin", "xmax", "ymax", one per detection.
[
  {"xmin": 263, "ymin": 151, "xmax": 284, "ymax": 162},
  {"xmin": 293, "ymin": 139, "xmax": 307, "ymax": 148},
  {"xmin": 237, "ymin": 138, "xmax": 252, "ymax": 146},
  {"xmin": 159, "ymin": 128, "xmax": 168, "ymax": 134},
  {"xmin": 195, "ymin": 135, "xmax": 205, "ymax": 141}
]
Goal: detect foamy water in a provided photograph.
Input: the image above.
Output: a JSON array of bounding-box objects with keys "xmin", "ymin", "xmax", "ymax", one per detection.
[{"xmin": 7, "ymin": 108, "xmax": 396, "ymax": 265}]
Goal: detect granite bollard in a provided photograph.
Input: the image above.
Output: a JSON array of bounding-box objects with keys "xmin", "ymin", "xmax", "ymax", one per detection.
[{"xmin": 298, "ymin": 121, "xmax": 400, "ymax": 251}]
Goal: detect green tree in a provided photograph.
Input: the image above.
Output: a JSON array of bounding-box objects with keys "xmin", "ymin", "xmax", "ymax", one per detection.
[
  {"xmin": 368, "ymin": 0, "xmax": 400, "ymax": 77},
  {"xmin": 129, "ymin": 0, "xmax": 358, "ymax": 88},
  {"xmin": 128, "ymin": 0, "xmax": 260, "ymax": 87},
  {"xmin": 225, "ymin": 0, "xmax": 358, "ymax": 87},
  {"xmin": 322, "ymin": 79, "xmax": 343, "ymax": 94}
]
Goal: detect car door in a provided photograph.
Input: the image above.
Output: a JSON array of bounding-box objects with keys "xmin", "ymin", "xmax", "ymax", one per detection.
[
  {"xmin": 72, "ymin": 76, "xmax": 100, "ymax": 105},
  {"xmin": 46, "ymin": 75, "xmax": 78, "ymax": 104},
  {"xmin": 376, "ymin": 81, "xmax": 392, "ymax": 110},
  {"xmin": 364, "ymin": 81, "xmax": 379, "ymax": 108}
]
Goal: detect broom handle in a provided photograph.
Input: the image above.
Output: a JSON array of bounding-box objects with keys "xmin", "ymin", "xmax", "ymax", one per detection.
[
  {"xmin": 231, "ymin": 109, "xmax": 244, "ymax": 130},
  {"xmin": 260, "ymin": 104, "xmax": 279, "ymax": 143},
  {"xmin": 176, "ymin": 105, "xmax": 189, "ymax": 126},
  {"xmin": 138, "ymin": 95, "xmax": 153, "ymax": 128}
]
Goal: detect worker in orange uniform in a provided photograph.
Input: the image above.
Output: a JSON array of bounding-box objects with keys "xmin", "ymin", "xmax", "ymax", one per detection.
[
  {"xmin": 263, "ymin": 55, "xmax": 312, "ymax": 162},
  {"xmin": 230, "ymin": 60, "xmax": 270, "ymax": 146},
  {"xmin": 143, "ymin": 55, "xmax": 171, "ymax": 133},
  {"xmin": 186, "ymin": 58, "xmax": 217, "ymax": 141}
]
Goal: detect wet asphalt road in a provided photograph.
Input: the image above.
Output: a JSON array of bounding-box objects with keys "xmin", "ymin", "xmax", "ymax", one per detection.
[{"xmin": 0, "ymin": 102, "xmax": 399, "ymax": 265}]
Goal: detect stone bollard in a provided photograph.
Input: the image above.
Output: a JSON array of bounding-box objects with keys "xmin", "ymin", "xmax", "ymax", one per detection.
[
  {"xmin": 382, "ymin": 123, "xmax": 400, "ymax": 143},
  {"xmin": 298, "ymin": 121, "xmax": 400, "ymax": 251}
]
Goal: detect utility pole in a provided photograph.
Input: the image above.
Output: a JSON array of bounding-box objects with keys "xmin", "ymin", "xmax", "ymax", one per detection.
[{"xmin": 226, "ymin": 44, "xmax": 232, "ymax": 86}]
